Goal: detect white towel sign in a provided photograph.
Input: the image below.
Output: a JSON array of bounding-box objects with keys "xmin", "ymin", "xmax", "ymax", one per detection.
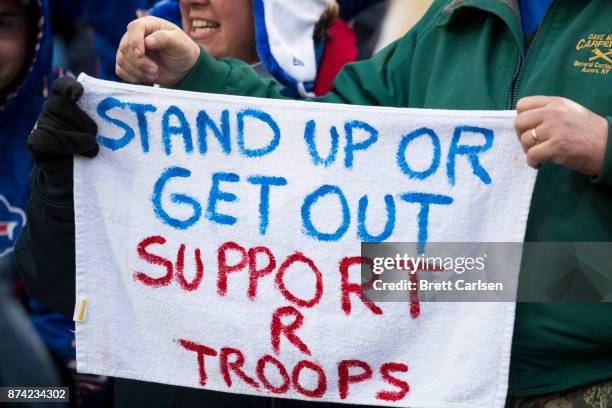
[{"xmin": 74, "ymin": 74, "xmax": 536, "ymax": 407}]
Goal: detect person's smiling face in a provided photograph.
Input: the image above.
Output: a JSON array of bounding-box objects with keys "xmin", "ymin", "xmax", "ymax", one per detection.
[
  {"xmin": 179, "ymin": 0, "xmax": 258, "ymax": 64},
  {"xmin": 0, "ymin": 0, "xmax": 28, "ymax": 100}
]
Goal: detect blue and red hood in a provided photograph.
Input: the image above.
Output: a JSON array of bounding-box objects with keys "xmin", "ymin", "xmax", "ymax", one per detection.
[
  {"xmin": 0, "ymin": 0, "xmax": 54, "ymax": 257},
  {"xmin": 0, "ymin": 0, "xmax": 54, "ymax": 115}
]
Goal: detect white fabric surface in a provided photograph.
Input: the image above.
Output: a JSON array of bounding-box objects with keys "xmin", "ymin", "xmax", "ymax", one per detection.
[{"xmin": 74, "ymin": 74, "xmax": 536, "ymax": 407}]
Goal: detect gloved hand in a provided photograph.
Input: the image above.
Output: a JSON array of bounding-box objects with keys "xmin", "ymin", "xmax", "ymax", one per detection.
[
  {"xmin": 28, "ymin": 76, "xmax": 98, "ymax": 172},
  {"xmin": 14, "ymin": 76, "xmax": 98, "ymax": 318}
]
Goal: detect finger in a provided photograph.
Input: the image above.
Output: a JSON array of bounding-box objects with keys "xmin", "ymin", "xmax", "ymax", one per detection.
[
  {"xmin": 515, "ymin": 107, "xmax": 547, "ymax": 133},
  {"xmin": 118, "ymin": 31, "xmax": 130, "ymax": 55},
  {"xmin": 144, "ymin": 30, "xmax": 186, "ymax": 57},
  {"xmin": 51, "ymin": 76, "xmax": 83, "ymax": 101},
  {"xmin": 40, "ymin": 94, "xmax": 97, "ymax": 135},
  {"xmin": 525, "ymin": 141, "xmax": 553, "ymax": 169},
  {"xmin": 115, "ymin": 64, "xmax": 143, "ymax": 84},
  {"xmin": 116, "ymin": 50, "xmax": 158, "ymax": 81},
  {"xmin": 127, "ymin": 16, "xmax": 165, "ymax": 57},
  {"xmin": 519, "ymin": 128, "xmax": 546, "ymax": 152},
  {"xmin": 117, "ymin": 45, "xmax": 159, "ymax": 76},
  {"xmin": 116, "ymin": 51, "xmax": 142, "ymax": 81},
  {"xmin": 126, "ymin": 20, "xmax": 147, "ymax": 58},
  {"xmin": 516, "ymin": 95, "xmax": 554, "ymax": 113},
  {"xmin": 32, "ymin": 126, "xmax": 99, "ymax": 157}
]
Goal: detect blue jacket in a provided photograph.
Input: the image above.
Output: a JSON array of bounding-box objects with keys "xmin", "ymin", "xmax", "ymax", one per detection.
[
  {"xmin": 0, "ymin": 0, "xmax": 53, "ymax": 258},
  {"xmin": 0, "ymin": 0, "xmax": 76, "ymax": 364}
]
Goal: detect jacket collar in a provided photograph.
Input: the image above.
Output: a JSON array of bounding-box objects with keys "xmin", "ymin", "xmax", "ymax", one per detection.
[
  {"xmin": 443, "ymin": 0, "xmax": 519, "ymax": 19},
  {"xmin": 439, "ymin": 0, "xmax": 523, "ymax": 50}
]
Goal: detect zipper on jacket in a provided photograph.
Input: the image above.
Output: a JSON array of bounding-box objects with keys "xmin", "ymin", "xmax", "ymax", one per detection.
[
  {"xmin": 505, "ymin": 0, "xmax": 556, "ymax": 398},
  {"xmin": 506, "ymin": 0, "xmax": 557, "ymax": 109}
]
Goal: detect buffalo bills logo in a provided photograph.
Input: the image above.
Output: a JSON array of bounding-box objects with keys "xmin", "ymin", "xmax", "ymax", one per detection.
[{"xmin": 0, "ymin": 195, "xmax": 26, "ymax": 257}]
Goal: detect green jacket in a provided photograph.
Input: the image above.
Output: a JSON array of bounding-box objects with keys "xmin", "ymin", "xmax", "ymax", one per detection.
[{"xmin": 175, "ymin": 0, "xmax": 612, "ymax": 397}]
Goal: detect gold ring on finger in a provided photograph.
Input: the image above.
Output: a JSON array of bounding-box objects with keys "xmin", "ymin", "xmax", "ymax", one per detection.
[{"xmin": 531, "ymin": 128, "xmax": 540, "ymax": 145}]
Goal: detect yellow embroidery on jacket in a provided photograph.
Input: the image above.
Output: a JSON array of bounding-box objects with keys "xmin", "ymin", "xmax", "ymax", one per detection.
[{"xmin": 574, "ymin": 33, "xmax": 611, "ymax": 75}]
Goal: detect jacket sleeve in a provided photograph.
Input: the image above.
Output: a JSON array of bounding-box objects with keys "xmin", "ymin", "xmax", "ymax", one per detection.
[
  {"xmin": 591, "ymin": 116, "xmax": 612, "ymax": 186},
  {"xmin": 174, "ymin": 17, "xmax": 422, "ymax": 108},
  {"xmin": 13, "ymin": 165, "xmax": 76, "ymax": 318}
]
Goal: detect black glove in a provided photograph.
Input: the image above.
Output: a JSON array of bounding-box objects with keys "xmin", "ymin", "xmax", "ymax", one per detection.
[
  {"xmin": 28, "ymin": 76, "xmax": 99, "ymax": 172},
  {"xmin": 14, "ymin": 76, "xmax": 98, "ymax": 318}
]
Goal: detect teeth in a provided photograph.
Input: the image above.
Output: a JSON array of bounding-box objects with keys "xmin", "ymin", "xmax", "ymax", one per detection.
[
  {"xmin": 193, "ymin": 27, "xmax": 218, "ymax": 33},
  {"xmin": 194, "ymin": 27, "xmax": 219, "ymax": 33},
  {"xmin": 191, "ymin": 19, "xmax": 220, "ymax": 29}
]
